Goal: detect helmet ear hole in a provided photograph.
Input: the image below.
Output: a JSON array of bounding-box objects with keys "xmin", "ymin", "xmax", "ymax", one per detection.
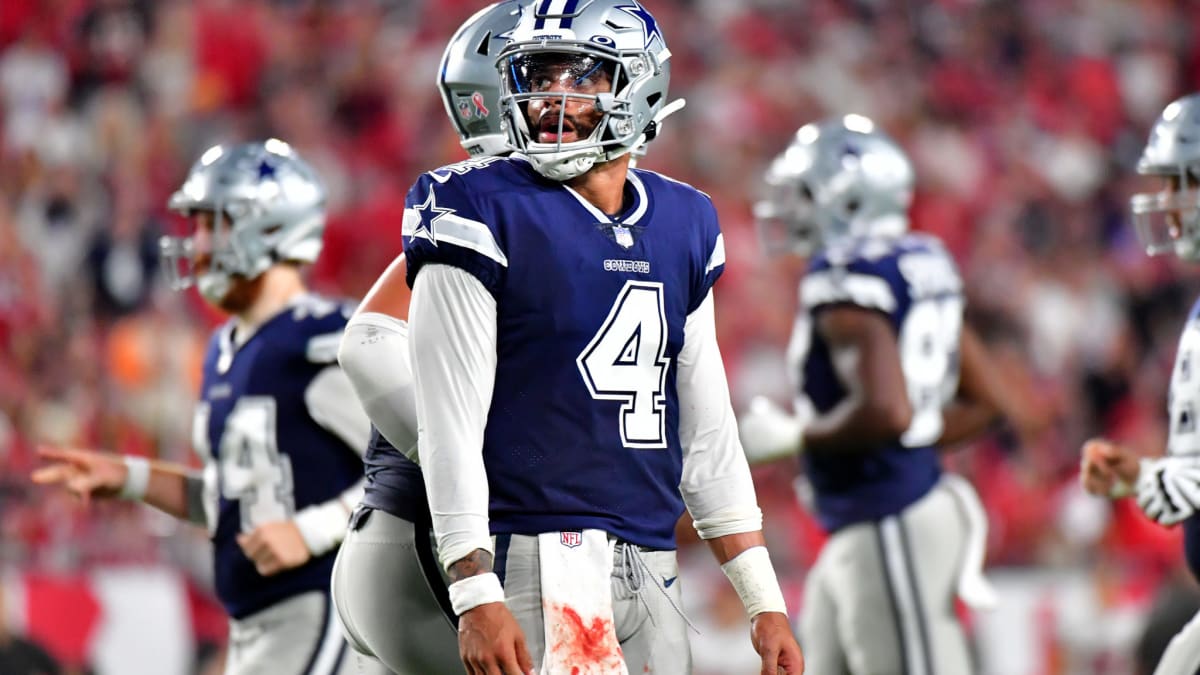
[{"xmin": 798, "ymin": 183, "xmax": 814, "ymax": 203}]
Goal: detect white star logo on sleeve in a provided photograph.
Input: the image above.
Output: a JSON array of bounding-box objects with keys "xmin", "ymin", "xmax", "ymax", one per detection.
[{"xmin": 410, "ymin": 187, "xmax": 456, "ymax": 246}]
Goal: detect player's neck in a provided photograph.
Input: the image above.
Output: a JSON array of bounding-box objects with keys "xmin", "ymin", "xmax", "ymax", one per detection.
[
  {"xmin": 566, "ymin": 154, "xmax": 632, "ymax": 216},
  {"xmin": 235, "ymin": 265, "xmax": 307, "ymax": 335}
]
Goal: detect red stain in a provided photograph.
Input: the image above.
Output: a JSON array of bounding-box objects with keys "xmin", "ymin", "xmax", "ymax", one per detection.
[{"xmin": 546, "ymin": 602, "xmax": 625, "ymax": 672}]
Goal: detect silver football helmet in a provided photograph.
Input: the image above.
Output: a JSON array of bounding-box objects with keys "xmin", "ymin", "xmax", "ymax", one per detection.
[
  {"xmin": 439, "ymin": 1, "xmax": 523, "ymax": 158},
  {"xmin": 496, "ymin": 0, "xmax": 671, "ymax": 180},
  {"xmin": 160, "ymin": 139, "xmax": 326, "ymax": 303},
  {"xmin": 755, "ymin": 114, "xmax": 914, "ymax": 256},
  {"xmin": 1131, "ymin": 93, "xmax": 1200, "ymax": 260}
]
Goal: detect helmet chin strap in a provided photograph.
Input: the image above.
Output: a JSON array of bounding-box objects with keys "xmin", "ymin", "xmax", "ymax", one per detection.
[
  {"xmin": 197, "ymin": 271, "xmax": 232, "ymax": 304},
  {"xmin": 528, "ymin": 98, "xmax": 686, "ymax": 181}
]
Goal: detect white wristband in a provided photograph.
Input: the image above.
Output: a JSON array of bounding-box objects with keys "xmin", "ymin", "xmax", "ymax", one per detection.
[
  {"xmin": 119, "ymin": 456, "xmax": 151, "ymax": 500},
  {"xmin": 720, "ymin": 545, "xmax": 788, "ymax": 619},
  {"xmin": 293, "ymin": 500, "xmax": 351, "ymax": 557},
  {"xmin": 448, "ymin": 572, "xmax": 505, "ymax": 617}
]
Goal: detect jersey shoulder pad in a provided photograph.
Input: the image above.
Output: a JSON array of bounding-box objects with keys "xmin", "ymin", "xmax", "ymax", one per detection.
[
  {"xmin": 403, "ymin": 158, "xmax": 514, "ymax": 293},
  {"xmin": 633, "ymin": 169, "xmax": 724, "ymax": 312},
  {"xmin": 803, "ymin": 237, "xmax": 904, "ymax": 314},
  {"xmin": 259, "ymin": 294, "xmax": 352, "ymax": 365}
]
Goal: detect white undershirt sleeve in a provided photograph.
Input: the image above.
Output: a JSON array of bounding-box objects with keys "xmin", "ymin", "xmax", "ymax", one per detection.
[
  {"xmin": 677, "ymin": 291, "xmax": 764, "ymax": 539},
  {"xmin": 295, "ymin": 367, "xmax": 372, "ymax": 556},
  {"xmin": 408, "ymin": 263, "xmax": 498, "ymax": 570}
]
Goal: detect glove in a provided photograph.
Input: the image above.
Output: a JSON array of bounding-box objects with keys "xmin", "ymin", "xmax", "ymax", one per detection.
[
  {"xmin": 738, "ymin": 396, "xmax": 805, "ymax": 465},
  {"xmin": 1136, "ymin": 456, "xmax": 1200, "ymax": 526}
]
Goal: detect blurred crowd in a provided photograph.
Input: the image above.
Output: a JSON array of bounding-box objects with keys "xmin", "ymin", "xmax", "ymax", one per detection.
[{"xmin": 4, "ymin": 0, "xmax": 1200, "ymax": 672}]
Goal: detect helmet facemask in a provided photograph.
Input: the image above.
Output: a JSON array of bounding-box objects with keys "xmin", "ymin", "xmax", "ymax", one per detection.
[
  {"xmin": 1131, "ymin": 170, "xmax": 1200, "ymax": 260},
  {"xmin": 499, "ymin": 45, "xmax": 662, "ymax": 181},
  {"xmin": 754, "ymin": 177, "xmax": 823, "ymax": 257}
]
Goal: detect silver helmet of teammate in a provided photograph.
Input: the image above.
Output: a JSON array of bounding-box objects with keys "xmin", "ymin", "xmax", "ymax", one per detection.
[
  {"xmin": 160, "ymin": 139, "xmax": 326, "ymax": 303},
  {"xmin": 496, "ymin": 0, "xmax": 672, "ymax": 181},
  {"xmin": 1132, "ymin": 93, "xmax": 1200, "ymax": 260},
  {"xmin": 755, "ymin": 114, "xmax": 914, "ymax": 256},
  {"xmin": 439, "ymin": 1, "xmax": 523, "ymax": 158}
]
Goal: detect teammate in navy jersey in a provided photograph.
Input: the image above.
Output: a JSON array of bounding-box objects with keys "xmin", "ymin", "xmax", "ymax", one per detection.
[
  {"xmin": 742, "ymin": 115, "xmax": 1021, "ymax": 674},
  {"xmin": 33, "ymin": 140, "xmax": 386, "ymax": 675},
  {"xmin": 336, "ymin": 1, "xmax": 803, "ymax": 674},
  {"xmin": 1081, "ymin": 92, "xmax": 1200, "ymax": 675},
  {"xmin": 329, "ymin": 3, "xmax": 523, "ymax": 674}
]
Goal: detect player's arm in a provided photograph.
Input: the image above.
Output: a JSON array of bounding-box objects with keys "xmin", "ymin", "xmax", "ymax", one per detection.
[
  {"xmin": 408, "ymin": 263, "xmax": 532, "ymax": 675},
  {"xmin": 32, "ymin": 447, "xmax": 207, "ymax": 523},
  {"xmin": 937, "ymin": 322, "xmax": 1002, "ymax": 447},
  {"xmin": 337, "ymin": 254, "xmax": 420, "ymax": 456},
  {"xmin": 676, "ymin": 291, "xmax": 804, "ymax": 675},
  {"xmin": 802, "ymin": 305, "xmax": 912, "ymax": 454}
]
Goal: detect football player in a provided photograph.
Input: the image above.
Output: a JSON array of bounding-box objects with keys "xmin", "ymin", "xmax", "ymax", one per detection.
[
  {"xmin": 329, "ymin": 3, "xmax": 521, "ymax": 674},
  {"xmin": 1080, "ymin": 92, "xmax": 1200, "ymax": 675},
  {"xmin": 336, "ymin": 1, "xmax": 804, "ymax": 673},
  {"xmin": 742, "ymin": 115, "xmax": 1015, "ymax": 674},
  {"xmin": 33, "ymin": 140, "xmax": 386, "ymax": 675}
]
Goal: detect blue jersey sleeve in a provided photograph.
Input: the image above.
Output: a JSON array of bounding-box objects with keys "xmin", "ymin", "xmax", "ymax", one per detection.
[{"xmin": 402, "ymin": 166, "xmax": 508, "ymax": 296}]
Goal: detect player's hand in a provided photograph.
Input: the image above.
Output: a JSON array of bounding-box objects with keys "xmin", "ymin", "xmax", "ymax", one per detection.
[
  {"xmin": 1080, "ymin": 438, "xmax": 1140, "ymax": 498},
  {"xmin": 31, "ymin": 447, "xmax": 127, "ymax": 506},
  {"xmin": 739, "ymin": 397, "xmax": 805, "ymax": 465},
  {"xmin": 237, "ymin": 521, "xmax": 312, "ymax": 576},
  {"xmin": 457, "ymin": 601, "xmax": 533, "ymax": 675},
  {"xmin": 750, "ymin": 611, "xmax": 804, "ymax": 674}
]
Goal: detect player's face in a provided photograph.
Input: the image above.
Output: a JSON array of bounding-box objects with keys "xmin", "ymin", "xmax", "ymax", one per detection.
[
  {"xmin": 513, "ymin": 54, "xmax": 615, "ymax": 144},
  {"xmin": 189, "ymin": 210, "xmax": 262, "ymax": 313}
]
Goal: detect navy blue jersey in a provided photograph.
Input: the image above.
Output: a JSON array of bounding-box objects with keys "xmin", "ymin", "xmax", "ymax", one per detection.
[
  {"xmin": 360, "ymin": 426, "xmax": 429, "ymax": 525},
  {"xmin": 401, "ymin": 157, "xmax": 725, "ymax": 550},
  {"xmin": 1166, "ymin": 297, "xmax": 1200, "ymax": 580},
  {"xmin": 192, "ymin": 295, "xmax": 364, "ymax": 619},
  {"xmin": 790, "ymin": 234, "xmax": 963, "ymax": 532}
]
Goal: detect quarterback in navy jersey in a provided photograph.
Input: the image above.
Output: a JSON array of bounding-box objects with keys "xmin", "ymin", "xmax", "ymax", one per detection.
[
  {"xmin": 34, "ymin": 140, "xmax": 386, "ymax": 675},
  {"xmin": 337, "ymin": 1, "xmax": 804, "ymax": 673},
  {"xmin": 742, "ymin": 115, "xmax": 1023, "ymax": 675},
  {"xmin": 1082, "ymin": 92, "xmax": 1200, "ymax": 675}
]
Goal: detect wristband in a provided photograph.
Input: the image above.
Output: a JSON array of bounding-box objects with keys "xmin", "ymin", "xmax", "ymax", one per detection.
[
  {"xmin": 119, "ymin": 456, "xmax": 151, "ymax": 500},
  {"xmin": 448, "ymin": 572, "xmax": 505, "ymax": 617},
  {"xmin": 720, "ymin": 545, "xmax": 788, "ymax": 618}
]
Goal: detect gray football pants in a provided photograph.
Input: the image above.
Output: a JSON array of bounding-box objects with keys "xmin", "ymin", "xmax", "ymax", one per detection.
[
  {"xmin": 225, "ymin": 589, "xmax": 389, "ymax": 675},
  {"xmin": 497, "ymin": 533, "xmax": 691, "ymax": 673},
  {"xmin": 1155, "ymin": 608, "xmax": 1200, "ymax": 675},
  {"xmin": 800, "ymin": 479, "xmax": 975, "ymax": 675},
  {"xmin": 331, "ymin": 508, "xmax": 466, "ymax": 675}
]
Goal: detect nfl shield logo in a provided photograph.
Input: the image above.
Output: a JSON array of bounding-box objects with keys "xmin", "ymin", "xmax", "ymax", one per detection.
[
  {"xmin": 457, "ymin": 98, "xmax": 472, "ymax": 118},
  {"xmin": 613, "ymin": 225, "xmax": 634, "ymax": 249},
  {"xmin": 560, "ymin": 531, "xmax": 582, "ymax": 548}
]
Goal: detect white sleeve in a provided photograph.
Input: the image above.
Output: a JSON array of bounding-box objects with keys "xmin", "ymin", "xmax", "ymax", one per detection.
[
  {"xmin": 409, "ymin": 263, "xmax": 498, "ymax": 570},
  {"xmin": 305, "ymin": 366, "xmax": 372, "ymax": 457},
  {"xmin": 677, "ymin": 291, "xmax": 763, "ymax": 539},
  {"xmin": 294, "ymin": 367, "xmax": 370, "ymax": 556},
  {"xmin": 337, "ymin": 312, "xmax": 420, "ymax": 460}
]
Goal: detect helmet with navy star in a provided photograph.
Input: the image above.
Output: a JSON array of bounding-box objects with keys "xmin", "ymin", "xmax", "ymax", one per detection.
[
  {"xmin": 439, "ymin": 1, "xmax": 524, "ymax": 158},
  {"xmin": 755, "ymin": 114, "xmax": 914, "ymax": 256},
  {"xmin": 160, "ymin": 139, "xmax": 326, "ymax": 303},
  {"xmin": 1131, "ymin": 93, "xmax": 1200, "ymax": 260},
  {"xmin": 496, "ymin": 0, "xmax": 672, "ymax": 180}
]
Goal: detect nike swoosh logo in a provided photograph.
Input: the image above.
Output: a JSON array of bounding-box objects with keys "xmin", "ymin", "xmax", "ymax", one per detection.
[{"xmin": 662, "ymin": 576, "xmax": 677, "ymax": 588}]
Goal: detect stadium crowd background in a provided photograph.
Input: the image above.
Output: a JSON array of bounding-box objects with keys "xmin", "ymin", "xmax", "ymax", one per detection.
[{"xmin": 2, "ymin": 0, "xmax": 1200, "ymax": 673}]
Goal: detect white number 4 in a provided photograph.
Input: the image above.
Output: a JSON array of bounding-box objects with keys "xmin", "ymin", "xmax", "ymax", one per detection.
[{"xmin": 577, "ymin": 281, "xmax": 670, "ymax": 449}]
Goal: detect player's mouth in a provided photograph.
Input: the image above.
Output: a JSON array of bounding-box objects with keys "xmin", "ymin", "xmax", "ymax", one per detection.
[{"xmin": 538, "ymin": 115, "xmax": 578, "ymax": 143}]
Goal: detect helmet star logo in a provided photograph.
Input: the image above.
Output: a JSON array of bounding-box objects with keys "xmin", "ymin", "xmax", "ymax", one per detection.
[
  {"xmin": 614, "ymin": 3, "xmax": 663, "ymax": 50},
  {"xmin": 257, "ymin": 159, "xmax": 277, "ymax": 180},
  {"xmin": 411, "ymin": 188, "xmax": 455, "ymax": 246}
]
